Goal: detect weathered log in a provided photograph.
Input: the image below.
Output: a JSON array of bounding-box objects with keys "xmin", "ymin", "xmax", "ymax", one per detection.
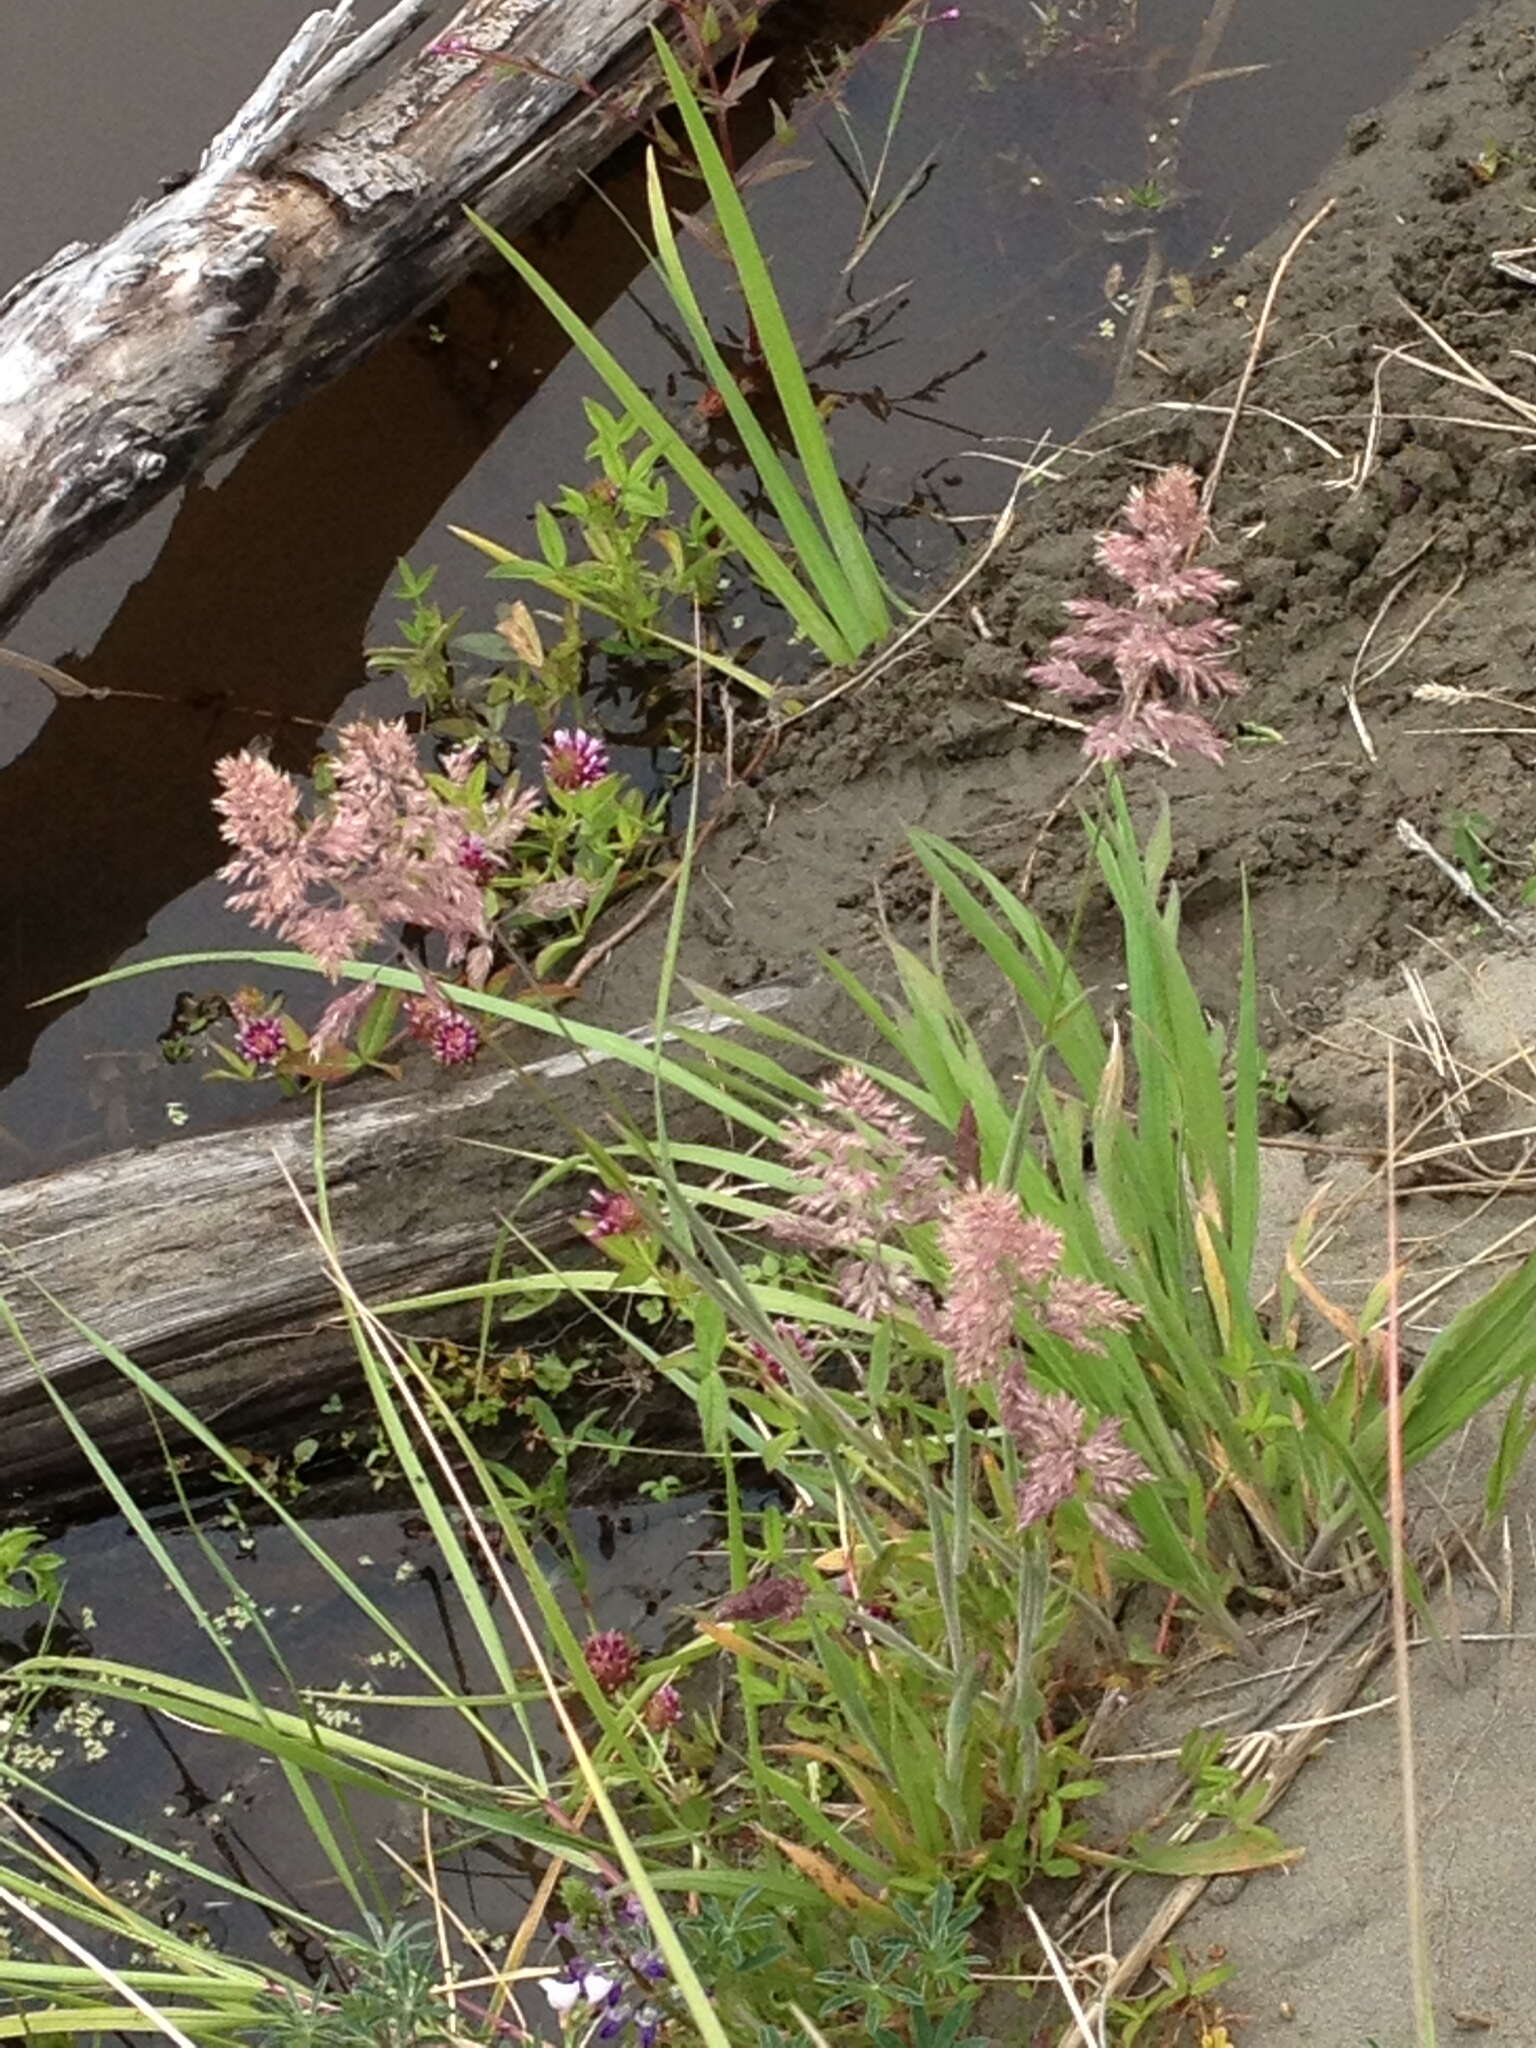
[
  {"xmin": 0, "ymin": 977, "xmax": 842, "ymax": 1505},
  {"xmin": 0, "ymin": 0, "xmax": 770, "ymax": 633}
]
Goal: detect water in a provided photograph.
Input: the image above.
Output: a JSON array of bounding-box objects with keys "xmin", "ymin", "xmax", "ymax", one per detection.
[
  {"xmin": 4, "ymin": 1489, "xmax": 726, "ymax": 1969},
  {"xmin": 0, "ymin": 0, "xmax": 1483, "ymax": 1177}
]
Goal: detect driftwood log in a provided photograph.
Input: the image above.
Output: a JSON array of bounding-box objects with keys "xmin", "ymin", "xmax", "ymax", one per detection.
[
  {"xmin": 0, "ymin": 0, "xmax": 770, "ymax": 632},
  {"xmin": 0, "ymin": 978, "xmax": 844, "ymax": 1505}
]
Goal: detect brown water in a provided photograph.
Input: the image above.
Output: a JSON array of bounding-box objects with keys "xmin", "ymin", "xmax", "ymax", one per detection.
[
  {"xmin": 5, "ymin": 1487, "xmax": 728, "ymax": 1997},
  {"xmin": 0, "ymin": 0, "xmax": 1483, "ymax": 1178}
]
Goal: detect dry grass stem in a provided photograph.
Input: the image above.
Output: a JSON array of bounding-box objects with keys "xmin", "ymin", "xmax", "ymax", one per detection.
[
  {"xmin": 1199, "ymin": 198, "xmax": 1337, "ymax": 519},
  {"xmin": 1383, "ymin": 1045, "xmax": 1438, "ymax": 2045}
]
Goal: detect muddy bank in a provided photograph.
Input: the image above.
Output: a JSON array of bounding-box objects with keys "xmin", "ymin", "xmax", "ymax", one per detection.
[{"xmin": 661, "ymin": 0, "xmax": 1536, "ymax": 1055}]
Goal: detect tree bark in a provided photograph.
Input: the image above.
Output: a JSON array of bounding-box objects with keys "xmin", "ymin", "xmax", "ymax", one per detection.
[
  {"xmin": 0, "ymin": 976, "xmax": 841, "ymax": 1507},
  {"xmin": 0, "ymin": 0, "xmax": 768, "ymax": 633}
]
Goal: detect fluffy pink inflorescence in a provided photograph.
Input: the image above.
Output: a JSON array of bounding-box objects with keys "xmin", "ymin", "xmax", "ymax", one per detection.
[
  {"xmin": 772, "ymin": 1067, "xmax": 949, "ymax": 1319},
  {"xmin": 583, "ymin": 1630, "xmax": 640, "ymax": 1696},
  {"xmin": 234, "ymin": 1012, "xmax": 287, "ymax": 1068},
  {"xmin": 523, "ymin": 875, "xmax": 594, "ymax": 920},
  {"xmin": 429, "ymin": 1011, "xmax": 481, "ymax": 1068},
  {"xmin": 543, "ymin": 728, "xmax": 611, "ymax": 792},
  {"xmin": 213, "ymin": 719, "xmax": 539, "ymax": 985},
  {"xmin": 1000, "ymin": 1369, "xmax": 1151, "ymax": 1548},
  {"xmin": 1028, "ymin": 466, "xmax": 1241, "ymax": 765},
  {"xmin": 938, "ymin": 1188, "xmax": 1065, "ymax": 1385}
]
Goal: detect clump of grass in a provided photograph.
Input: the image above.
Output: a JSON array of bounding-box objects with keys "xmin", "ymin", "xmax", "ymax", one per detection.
[
  {"xmin": 456, "ymin": 33, "xmax": 893, "ymax": 671},
  {"xmin": 30, "ymin": 784, "xmax": 1536, "ymax": 2041}
]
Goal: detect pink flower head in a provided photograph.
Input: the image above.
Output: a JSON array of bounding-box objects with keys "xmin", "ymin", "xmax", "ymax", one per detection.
[
  {"xmin": 429, "ymin": 1011, "xmax": 481, "ymax": 1067},
  {"xmin": 582, "ymin": 1187, "xmax": 646, "ymax": 1241},
  {"xmin": 715, "ymin": 1576, "xmax": 807, "ymax": 1625},
  {"xmin": 937, "ymin": 1188, "xmax": 1065, "ymax": 1384},
  {"xmin": 643, "ymin": 1683, "xmax": 683, "ymax": 1734},
  {"xmin": 543, "ymin": 728, "xmax": 610, "ymax": 792},
  {"xmin": 583, "ymin": 1630, "xmax": 639, "ymax": 1697},
  {"xmin": 457, "ymin": 833, "xmax": 499, "ymax": 885},
  {"xmin": 1027, "ymin": 465, "xmax": 1242, "ymax": 765},
  {"xmin": 747, "ymin": 1319, "xmax": 818, "ymax": 1386},
  {"xmin": 1001, "ymin": 1369, "xmax": 1151, "ymax": 1548},
  {"xmin": 1038, "ymin": 1274, "xmax": 1141, "ymax": 1354},
  {"xmin": 234, "ymin": 1012, "xmax": 287, "ymax": 1067}
]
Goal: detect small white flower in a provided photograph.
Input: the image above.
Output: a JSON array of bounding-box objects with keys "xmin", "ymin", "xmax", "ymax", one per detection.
[
  {"xmin": 540, "ymin": 1976, "xmax": 581, "ymax": 2015},
  {"xmin": 581, "ymin": 1972, "xmax": 618, "ymax": 2005}
]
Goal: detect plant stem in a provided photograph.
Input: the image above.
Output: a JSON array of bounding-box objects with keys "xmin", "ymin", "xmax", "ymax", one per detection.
[{"xmin": 1384, "ymin": 1043, "xmax": 1437, "ymax": 2048}]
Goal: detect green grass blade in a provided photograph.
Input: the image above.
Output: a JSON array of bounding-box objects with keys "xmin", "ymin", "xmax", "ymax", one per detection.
[
  {"xmin": 653, "ymin": 34, "xmax": 891, "ymax": 644},
  {"xmin": 464, "ymin": 209, "xmax": 852, "ymax": 662},
  {"xmin": 643, "ymin": 152, "xmax": 870, "ymax": 652}
]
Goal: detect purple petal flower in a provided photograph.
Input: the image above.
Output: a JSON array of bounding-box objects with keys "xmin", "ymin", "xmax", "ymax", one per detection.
[
  {"xmin": 583, "ymin": 1630, "xmax": 639, "ymax": 1696},
  {"xmin": 429, "ymin": 1011, "xmax": 481, "ymax": 1067},
  {"xmin": 543, "ymin": 727, "xmax": 611, "ymax": 792},
  {"xmin": 233, "ymin": 1012, "xmax": 287, "ymax": 1067}
]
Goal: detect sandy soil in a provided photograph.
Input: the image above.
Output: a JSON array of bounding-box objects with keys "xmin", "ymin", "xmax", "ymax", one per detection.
[
  {"xmin": 638, "ymin": 0, "xmax": 1536, "ymax": 2036},
  {"xmin": 647, "ymin": 0, "xmax": 1536, "ymax": 1044}
]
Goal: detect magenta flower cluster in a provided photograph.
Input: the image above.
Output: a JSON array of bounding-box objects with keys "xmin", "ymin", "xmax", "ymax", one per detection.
[
  {"xmin": 1029, "ymin": 465, "xmax": 1242, "ymax": 764},
  {"xmin": 582, "ymin": 1629, "xmax": 640, "ymax": 1697},
  {"xmin": 582, "ymin": 1187, "xmax": 646, "ymax": 1241},
  {"xmin": 233, "ymin": 1010, "xmax": 287, "ymax": 1068},
  {"xmin": 543, "ymin": 727, "xmax": 611, "ymax": 792}
]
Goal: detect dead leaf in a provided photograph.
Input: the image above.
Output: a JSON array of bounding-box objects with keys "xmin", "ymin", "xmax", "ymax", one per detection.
[
  {"xmin": 739, "ymin": 156, "xmax": 814, "ymax": 188},
  {"xmin": 496, "ymin": 601, "xmax": 544, "ymax": 670},
  {"xmin": 0, "ymin": 645, "xmax": 95, "ymax": 697},
  {"xmin": 756, "ymin": 1829, "xmax": 885, "ymax": 1914}
]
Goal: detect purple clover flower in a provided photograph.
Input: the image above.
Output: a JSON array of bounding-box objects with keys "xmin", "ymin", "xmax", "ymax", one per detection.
[
  {"xmin": 642, "ymin": 1683, "xmax": 683, "ymax": 1734},
  {"xmin": 429, "ymin": 1011, "xmax": 481, "ymax": 1068},
  {"xmin": 543, "ymin": 727, "xmax": 611, "ymax": 792},
  {"xmin": 234, "ymin": 1012, "xmax": 287, "ymax": 1067},
  {"xmin": 456, "ymin": 833, "xmax": 500, "ymax": 885},
  {"xmin": 746, "ymin": 1318, "xmax": 818, "ymax": 1385},
  {"xmin": 583, "ymin": 1630, "xmax": 639, "ymax": 1696},
  {"xmin": 582, "ymin": 1188, "xmax": 646, "ymax": 1241}
]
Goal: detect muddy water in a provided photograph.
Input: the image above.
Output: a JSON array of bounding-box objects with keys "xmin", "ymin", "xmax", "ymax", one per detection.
[
  {"xmin": 8, "ymin": 1489, "xmax": 727, "ymax": 1955},
  {"xmin": 0, "ymin": 0, "xmax": 1483, "ymax": 1177}
]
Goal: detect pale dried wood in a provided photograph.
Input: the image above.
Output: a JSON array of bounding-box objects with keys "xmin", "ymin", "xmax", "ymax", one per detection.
[
  {"xmin": 0, "ymin": 0, "xmax": 769, "ymax": 630},
  {"xmin": 0, "ymin": 978, "xmax": 839, "ymax": 1502}
]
